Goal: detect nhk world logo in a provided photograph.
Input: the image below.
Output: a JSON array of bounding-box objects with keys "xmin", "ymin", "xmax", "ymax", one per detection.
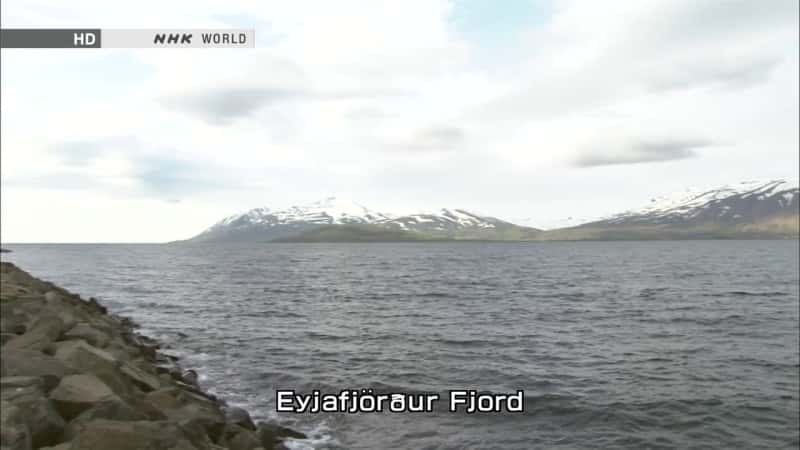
[
  {"xmin": 0, "ymin": 29, "xmax": 254, "ymax": 48},
  {"xmin": 152, "ymin": 31, "xmax": 250, "ymax": 47}
]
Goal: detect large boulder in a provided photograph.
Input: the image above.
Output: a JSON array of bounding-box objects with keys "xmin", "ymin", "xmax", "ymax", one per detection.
[
  {"xmin": 0, "ymin": 376, "xmax": 65, "ymax": 447},
  {"xmin": 61, "ymin": 399, "xmax": 149, "ymax": 440},
  {"xmin": 256, "ymin": 422, "xmax": 307, "ymax": 449},
  {"xmin": 145, "ymin": 387, "xmax": 184, "ymax": 410},
  {"xmin": 227, "ymin": 427, "xmax": 262, "ymax": 450},
  {"xmin": 49, "ymin": 374, "xmax": 120, "ymax": 419},
  {"xmin": 62, "ymin": 322, "xmax": 110, "ymax": 348},
  {"xmin": 4, "ymin": 314, "xmax": 64, "ymax": 351},
  {"xmin": 68, "ymin": 419, "xmax": 198, "ymax": 450},
  {"xmin": 52, "ymin": 339, "xmax": 119, "ymax": 374},
  {"xmin": 120, "ymin": 361, "xmax": 163, "ymax": 392},
  {"xmin": 146, "ymin": 387, "xmax": 227, "ymax": 443},
  {"xmin": 0, "ymin": 349, "xmax": 75, "ymax": 391},
  {"xmin": 0, "ymin": 333, "xmax": 16, "ymax": 346},
  {"xmin": 0, "ymin": 400, "xmax": 31, "ymax": 450},
  {"xmin": 225, "ymin": 406, "xmax": 256, "ymax": 431},
  {"xmin": 0, "ymin": 306, "xmax": 28, "ymax": 335}
]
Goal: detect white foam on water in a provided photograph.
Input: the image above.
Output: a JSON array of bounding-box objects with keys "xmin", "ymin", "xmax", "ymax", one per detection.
[{"xmin": 284, "ymin": 419, "xmax": 340, "ymax": 450}]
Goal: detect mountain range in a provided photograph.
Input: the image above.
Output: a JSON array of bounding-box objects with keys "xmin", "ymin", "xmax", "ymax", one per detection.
[{"xmin": 184, "ymin": 179, "xmax": 798, "ymax": 242}]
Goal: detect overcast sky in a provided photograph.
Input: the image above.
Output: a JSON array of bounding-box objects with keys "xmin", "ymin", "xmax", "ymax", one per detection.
[{"xmin": 1, "ymin": 0, "xmax": 798, "ymax": 242}]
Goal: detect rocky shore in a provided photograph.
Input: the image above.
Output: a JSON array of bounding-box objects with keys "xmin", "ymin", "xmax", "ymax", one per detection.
[{"xmin": 0, "ymin": 262, "xmax": 306, "ymax": 450}]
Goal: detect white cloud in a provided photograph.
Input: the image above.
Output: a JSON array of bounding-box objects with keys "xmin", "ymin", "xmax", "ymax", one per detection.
[{"xmin": 1, "ymin": 0, "xmax": 797, "ymax": 241}]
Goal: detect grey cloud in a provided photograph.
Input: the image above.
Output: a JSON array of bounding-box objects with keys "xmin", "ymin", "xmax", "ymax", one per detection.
[
  {"xmin": 634, "ymin": 0, "xmax": 797, "ymax": 50},
  {"xmin": 51, "ymin": 136, "xmax": 138, "ymax": 166},
  {"xmin": 396, "ymin": 126, "xmax": 466, "ymax": 152},
  {"xmin": 646, "ymin": 56, "xmax": 782, "ymax": 92},
  {"xmin": 132, "ymin": 156, "xmax": 227, "ymax": 195},
  {"xmin": 575, "ymin": 139, "xmax": 714, "ymax": 168},
  {"xmin": 161, "ymin": 88, "xmax": 300, "ymax": 125},
  {"xmin": 42, "ymin": 136, "xmax": 234, "ymax": 199},
  {"xmin": 477, "ymin": 1, "xmax": 794, "ymax": 122},
  {"xmin": 161, "ymin": 87, "xmax": 408, "ymax": 126}
]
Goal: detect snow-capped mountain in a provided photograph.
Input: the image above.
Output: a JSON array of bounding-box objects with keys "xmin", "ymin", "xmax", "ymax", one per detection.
[
  {"xmin": 586, "ymin": 179, "xmax": 799, "ymax": 227},
  {"xmin": 184, "ymin": 180, "xmax": 799, "ymax": 242},
  {"xmin": 384, "ymin": 209, "xmax": 514, "ymax": 233},
  {"xmin": 189, "ymin": 198, "xmax": 537, "ymax": 242},
  {"xmin": 213, "ymin": 197, "xmax": 392, "ymax": 228}
]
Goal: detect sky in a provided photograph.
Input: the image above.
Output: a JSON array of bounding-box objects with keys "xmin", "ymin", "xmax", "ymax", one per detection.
[{"xmin": 1, "ymin": 0, "xmax": 798, "ymax": 242}]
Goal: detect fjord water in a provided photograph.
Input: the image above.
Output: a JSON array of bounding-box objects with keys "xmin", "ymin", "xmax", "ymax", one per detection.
[{"xmin": 3, "ymin": 241, "xmax": 798, "ymax": 449}]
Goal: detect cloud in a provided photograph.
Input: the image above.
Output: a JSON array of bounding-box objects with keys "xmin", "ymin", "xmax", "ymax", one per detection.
[
  {"xmin": 40, "ymin": 136, "xmax": 232, "ymax": 198},
  {"xmin": 644, "ymin": 55, "xmax": 783, "ymax": 93},
  {"xmin": 161, "ymin": 86, "xmax": 408, "ymax": 125},
  {"xmin": 160, "ymin": 87, "xmax": 300, "ymax": 125},
  {"xmin": 392, "ymin": 126, "xmax": 466, "ymax": 152},
  {"xmin": 1, "ymin": 0, "xmax": 797, "ymax": 242},
  {"xmin": 575, "ymin": 138, "xmax": 714, "ymax": 167},
  {"xmin": 50, "ymin": 136, "xmax": 138, "ymax": 166}
]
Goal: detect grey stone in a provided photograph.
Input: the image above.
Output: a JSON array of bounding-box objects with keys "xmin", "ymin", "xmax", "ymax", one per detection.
[
  {"xmin": 49, "ymin": 374, "xmax": 120, "ymax": 419},
  {"xmin": 226, "ymin": 406, "xmax": 256, "ymax": 431},
  {"xmin": 62, "ymin": 399, "xmax": 149, "ymax": 440},
  {"xmin": 69, "ymin": 420, "xmax": 193, "ymax": 450},
  {"xmin": 120, "ymin": 362, "xmax": 162, "ymax": 392},
  {"xmin": 0, "ymin": 400, "xmax": 32, "ymax": 450},
  {"xmin": 0, "ymin": 349, "xmax": 74, "ymax": 391},
  {"xmin": 228, "ymin": 428, "xmax": 261, "ymax": 450},
  {"xmin": 62, "ymin": 322, "xmax": 110, "ymax": 348},
  {"xmin": 53, "ymin": 340, "xmax": 119, "ymax": 374},
  {"xmin": 0, "ymin": 377, "xmax": 65, "ymax": 447},
  {"xmin": 256, "ymin": 422, "xmax": 307, "ymax": 449},
  {"xmin": 4, "ymin": 315, "xmax": 64, "ymax": 351}
]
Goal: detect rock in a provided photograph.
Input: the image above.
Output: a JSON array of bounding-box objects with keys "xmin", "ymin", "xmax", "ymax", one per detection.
[
  {"xmin": 182, "ymin": 369, "xmax": 199, "ymax": 386},
  {"xmin": 178, "ymin": 404, "xmax": 227, "ymax": 444},
  {"xmin": 0, "ymin": 400, "xmax": 31, "ymax": 450},
  {"xmin": 145, "ymin": 387, "xmax": 183, "ymax": 410},
  {"xmin": 0, "ymin": 377, "xmax": 65, "ymax": 447},
  {"xmin": 1, "ymin": 332, "xmax": 17, "ymax": 346},
  {"xmin": 174, "ymin": 381, "xmax": 219, "ymax": 403},
  {"xmin": 227, "ymin": 427, "xmax": 261, "ymax": 450},
  {"xmin": 53, "ymin": 339, "xmax": 119, "ymax": 375},
  {"xmin": 68, "ymin": 419, "xmax": 192, "ymax": 450},
  {"xmin": 49, "ymin": 374, "xmax": 120, "ymax": 419},
  {"xmin": 4, "ymin": 314, "xmax": 64, "ymax": 351},
  {"xmin": 43, "ymin": 291, "xmax": 61, "ymax": 303},
  {"xmin": 105, "ymin": 340, "xmax": 140, "ymax": 360},
  {"xmin": 125, "ymin": 396, "xmax": 169, "ymax": 421},
  {"xmin": 62, "ymin": 322, "xmax": 110, "ymax": 348},
  {"xmin": 226, "ymin": 406, "xmax": 256, "ymax": 431},
  {"xmin": 62, "ymin": 399, "xmax": 149, "ymax": 440},
  {"xmin": 146, "ymin": 387, "xmax": 226, "ymax": 443},
  {"xmin": 120, "ymin": 361, "xmax": 162, "ymax": 392},
  {"xmin": 176, "ymin": 418, "xmax": 218, "ymax": 449},
  {"xmin": 37, "ymin": 444, "xmax": 71, "ymax": 450},
  {"xmin": 0, "ymin": 349, "xmax": 75, "ymax": 391},
  {"xmin": 0, "ymin": 310, "xmax": 27, "ymax": 335},
  {"xmin": 169, "ymin": 440, "xmax": 202, "ymax": 450},
  {"xmin": 0, "ymin": 376, "xmax": 44, "ymax": 391},
  {"xmin": 86, "ymin": 297, "xmax": 107, "ymax": 314},
  {"xmin": 256, "ymin": 422, "xmax": 307, "ymax": 449},
  {"xmin": 0, "ymin": 263, "xmax": 300, "ymax": 450}
]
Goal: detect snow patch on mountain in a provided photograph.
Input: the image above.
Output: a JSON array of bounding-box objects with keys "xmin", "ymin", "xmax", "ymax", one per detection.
[{"xmin": 595, "ymin": 179, "xmax": 798, "ymax": 225}]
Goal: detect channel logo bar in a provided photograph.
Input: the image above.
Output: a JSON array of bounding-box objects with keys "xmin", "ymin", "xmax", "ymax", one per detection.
[{"xmin": 0, "ymin": 29, "xmax": 255, "ymax": 48}]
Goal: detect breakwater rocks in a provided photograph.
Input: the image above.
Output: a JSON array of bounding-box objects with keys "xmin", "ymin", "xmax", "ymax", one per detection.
[{"xmin": 0, "ymin": 262, "xmax": 306, "ymax": 450}]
